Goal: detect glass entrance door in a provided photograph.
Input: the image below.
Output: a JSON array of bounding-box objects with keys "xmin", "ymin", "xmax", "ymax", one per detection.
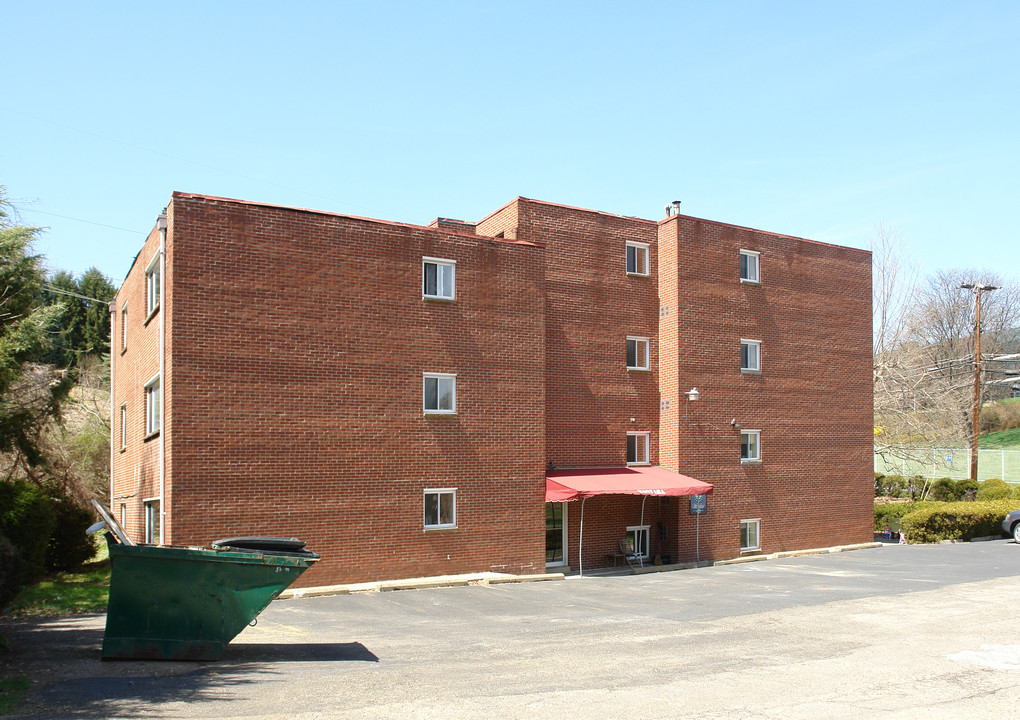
[{"xmin": 545, "ymin": 502, "xmax": 567, "ymax": 567}]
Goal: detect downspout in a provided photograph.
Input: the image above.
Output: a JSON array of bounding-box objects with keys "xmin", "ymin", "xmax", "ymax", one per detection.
[
  {"xmin": 156, "ymin": 211, "xmax": 167, "ymax": 544},
  {"xmin": 108, "ymin": 301, "xmax": 117, "ymax": 511}
]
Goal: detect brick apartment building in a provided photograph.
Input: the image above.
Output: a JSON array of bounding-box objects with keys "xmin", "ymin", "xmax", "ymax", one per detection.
[{"xmin": 109, "ymin": 192, "xmax": 873, "ymax": 586}]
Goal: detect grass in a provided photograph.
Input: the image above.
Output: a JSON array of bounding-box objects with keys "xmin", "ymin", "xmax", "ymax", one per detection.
[
  {"xmin": 979, "ymin": 427, "xmax": 1020, "ymax": 448},
  {"xmin": 1, "ymin": 540, "xmax": 110, "ymax": 618},
  {"xmin": 0, "ymin": 678, "xmax": 31, "ymax": 715}
]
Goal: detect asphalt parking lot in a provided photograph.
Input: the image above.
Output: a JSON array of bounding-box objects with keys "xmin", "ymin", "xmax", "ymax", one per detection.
[{"xmin": 4, "ymin": 541, "xmax": 1020, "ymax": 719}]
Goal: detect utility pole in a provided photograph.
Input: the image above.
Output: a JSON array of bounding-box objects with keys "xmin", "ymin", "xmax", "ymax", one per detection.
[{"xmin": 960, "ymin": 283, "xmax": 998, "ymax": 481}]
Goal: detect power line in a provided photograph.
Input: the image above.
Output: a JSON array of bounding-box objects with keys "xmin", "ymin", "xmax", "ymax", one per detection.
[
  {"xmin": 43, "ymin": 284, "xmax": 114, "ymax": 304},
  {"xmin": 27, "ymin": 209, "xmax": 138, "ymax": 234}
]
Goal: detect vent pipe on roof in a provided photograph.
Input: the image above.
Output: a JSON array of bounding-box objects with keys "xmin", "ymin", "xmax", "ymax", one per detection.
[{"xmin": 664, "ymin": 200, "xmax": 681, "ymax": 218}]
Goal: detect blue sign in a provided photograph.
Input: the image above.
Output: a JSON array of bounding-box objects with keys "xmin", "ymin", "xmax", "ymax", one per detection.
[{"xmin": 690, "ymin": 494, "xmax": 707, "ymax": 514}]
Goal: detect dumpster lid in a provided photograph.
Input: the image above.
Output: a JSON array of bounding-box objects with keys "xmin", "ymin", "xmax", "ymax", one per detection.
[
  {"xmin": 91, "ymin": 499, "xmax": 135, "ymax": 546},
  {"xmin": 212, "ymin": 537, "xmax": 306, "ymax": 553}
]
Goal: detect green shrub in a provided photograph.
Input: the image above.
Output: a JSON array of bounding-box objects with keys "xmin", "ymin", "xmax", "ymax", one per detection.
[
  {"xmin": 1013, "ymin": 484, "xmax": 1020, "ymax": 500},
  {"xmin": 875, "ymin": 474, "xmax": 920, "ymax": 499},
  {"xmin": 874, "ymin": 501, "xmax": 933, "ymax": 531},
  {"xmin": 0, "ymin": 480, "xmax": 57, "ymax": 584},
  {"xmin": 927, "ymin": 478, "xmax": 958, "ymax": 502},
  {"xmin": 45, "ymin": 493, "xmax": 96, "ymax": 572},
  {"xmin": 956, "ymin": 478, "xmax": 979, "ymax": 501},
  {"xmin": 899, "ymin": 499, "xmax": 1020, "ymax": 543},
  {"xmin": 976, "ymin": 478, "xmax": 1012, "ymax": 501},
  {"xmin": 0, "ymin": 535, "xmax": 18, "ymax": 608}
]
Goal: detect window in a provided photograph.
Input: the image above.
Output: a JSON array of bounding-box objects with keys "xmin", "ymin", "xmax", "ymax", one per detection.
[
  {"xmin": 741, "ymin": 430, "xmax": 760, "ymax": 462},
  {"xmin": 120, "ymin": 303, "xmax": 127, "ymax": 352},
  {"xmin": 119, "ymin": 403, "xmax": 127, "ymax": 450},
  {"xmin": 424, "ymin": 489, "xmax": 456, "ymax": 529},
  {"xmin": 145, "ymin": 253, "xmax": 161, "ymax": 316},
  {"xmin": 144, "ymin": 375, "xmax": 161, "ymax": 436},
  {"xmin": 740, "ymin": 250, "xmax": 760, "ymax": 284},
  {"xmin": 119, "ymin": 503, "xmax": 127, "ymax": 529},
  {"xmin": 144, "ymin": 498, "xmax": 160, "ymax": 544},
  {"xmin": 627, "ymin": 337, "xmax": 650, "ymax": 370},
  {"xmin": 626, "ymin": 525, "xmax": 650, "ymax": 559},
  {"xmin": 626, "ymin": 241, "xmax": 649, "ymax": 276},
  {"xmin": 423, "ymin": 257, "xmax": 456, "ymax": 300},
  {"xmin": 741, "ymin": 339, "xmax": 761, "ymax": 372},
  {"xmin": 627, "ymin": 432, "xmax": 649, "ymax": 465},
  {"xmin": 740, "ymin": 519, "xmax": 760, "ymax": 551},
  {"xmin": 423, "ymin": 373, "xmax": 456, "ymax": 414}
]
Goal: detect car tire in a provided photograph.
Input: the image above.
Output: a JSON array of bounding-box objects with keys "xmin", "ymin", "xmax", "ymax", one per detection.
[{"xmin": 1013, "ymin": 523, "xmax": 1020, "ymax": 544}]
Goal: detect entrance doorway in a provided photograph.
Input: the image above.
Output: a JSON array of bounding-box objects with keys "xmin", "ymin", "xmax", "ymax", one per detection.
[{"xmin": 545, "ymin": 502, "xmax": 567, "ymax": 567}]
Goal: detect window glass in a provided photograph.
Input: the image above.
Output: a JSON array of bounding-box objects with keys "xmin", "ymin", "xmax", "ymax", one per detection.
[
  {"xmin": 741, "ymin": 430, "xmax": 760, "ymax": 461},
  {"xmin": 146, "ymin": 254, "xmax": 161, "ymax": 315},
  {"xmin": 424, "ymin": 489, "xmax": 456, "ymax": 528},
  {"xmin": 144, "ymin": 499, "xmax": 160, "ymax": 544},
  {"xmin": 626, "ymin": 242, "xmax": 649, "ymax": 275},
  {"xmin": 741, "ymin": 519, "xmax": 760, "ymax": 550},
  {"xmin": 145, "ymin": 376, "xmax": 161, "ymax": 435},
  {"xmin": 627, "ymin": 433, "xmax": 649, "ymax": 464},
  {"xmin": 424, "ymin": 374, "xmax": 456, "ymax": 413},
  {"xmin": 741, "ymin": 340, "xmax": 760, "ymax": 371},
  {"xmin": 740, "ymin": 250, "xmax": 759, "ymax": 283},
  {"xmin": 627, "ymin": 338, "xmax": 649, "ymax": 370},
  {"xmin": 423, "ymin": 258, "xmax": 455, "ymax": 299}
]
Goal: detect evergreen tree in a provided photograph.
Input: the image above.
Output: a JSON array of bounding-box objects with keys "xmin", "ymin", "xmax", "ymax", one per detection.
[{"xmin": 0, "ymin": 188, "xmax": 72, "ymax": 469}]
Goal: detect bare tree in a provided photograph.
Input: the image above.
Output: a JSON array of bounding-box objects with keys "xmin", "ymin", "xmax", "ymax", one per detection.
[
  {"xmin": 871, "ymin": 223, "xmax": 917, "ymax": 356},
  {"xmin": 875, "ymin": 258, "xmax": 1020, "ymax": 471}
]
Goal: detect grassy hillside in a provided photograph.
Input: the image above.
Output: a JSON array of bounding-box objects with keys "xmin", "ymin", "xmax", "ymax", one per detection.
[{"xmin": 980, "ymin": 427, "xmax": 1020, "ymax": 448}]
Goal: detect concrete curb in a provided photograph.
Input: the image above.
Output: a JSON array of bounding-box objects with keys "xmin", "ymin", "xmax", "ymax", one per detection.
[
  {"xmin": 279, "ymin": 572, "xmax": 565, "ymax": 599},
  {"xmin": 713, "ymin": 541, "xmax": 884, "ymax": 567}
]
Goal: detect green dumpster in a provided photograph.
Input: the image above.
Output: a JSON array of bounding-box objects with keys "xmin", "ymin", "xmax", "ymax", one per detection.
[{"xmin": 90, "ymin": 501, "xmax": 318, "ymax": 661}]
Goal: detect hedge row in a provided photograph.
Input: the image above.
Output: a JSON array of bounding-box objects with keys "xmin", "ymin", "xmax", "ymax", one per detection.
[
  {"xmin": 875, "ymin": 474, "xmax": 1020, "ymax": 502},
  {"xmin": 875, "ymin": 499, "xmax": 1020, "ymax": 544},
  {"xmin": 0, "ymin": 480, "xmax": 96, "ymax": 608}
]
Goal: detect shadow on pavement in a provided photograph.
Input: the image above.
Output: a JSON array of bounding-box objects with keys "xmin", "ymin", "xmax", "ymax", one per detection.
[
  {"xmin": 224, "ymin": 641, "xmax": 378, "ymax": 663},
  {"xmin": 0, "ymin": 615, "xmax": 376, "ymax": 719}
]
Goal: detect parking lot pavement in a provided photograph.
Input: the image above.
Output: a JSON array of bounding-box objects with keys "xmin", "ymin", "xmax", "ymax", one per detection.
[{"xmin": 5, "ymin": 541, "xmax": 1020, "ymax": 719}]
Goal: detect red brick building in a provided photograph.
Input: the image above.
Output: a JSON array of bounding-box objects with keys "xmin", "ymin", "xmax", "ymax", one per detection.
[{"xmin": 110, "ymin": 193, "xmax": 872, "ymax": 586}]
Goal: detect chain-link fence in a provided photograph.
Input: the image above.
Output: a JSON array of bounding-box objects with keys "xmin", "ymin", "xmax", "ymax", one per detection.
[{"xmin": 874, "ymin": 447, "xmax": 1020, "ymax": 483}]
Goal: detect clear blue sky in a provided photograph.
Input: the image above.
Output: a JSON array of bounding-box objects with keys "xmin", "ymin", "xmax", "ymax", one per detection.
[{"xmin": 2, "ymin": 1, "xmax": 1017, "ymax": 287}]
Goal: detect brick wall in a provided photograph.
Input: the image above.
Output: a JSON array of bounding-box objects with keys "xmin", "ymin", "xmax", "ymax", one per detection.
[
  {"xmin": 111, "ymin": 226, "xmax": 164, "ymax": 543},
  {"xmin": 116, "ymin": 194, "xmax": 548, "ymax": 586},
  {"xmin": 112, "ymin": 192, "xmax": 873, "ymax": 583},
  {"xmin": 664, "ymin": 216, "xmax": 874, "ymax": 561}
]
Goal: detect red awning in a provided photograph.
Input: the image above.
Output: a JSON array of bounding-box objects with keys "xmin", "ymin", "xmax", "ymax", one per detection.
[{"xmin": 545, "ymin": 466, "xmax": 713, "ymax": 502}]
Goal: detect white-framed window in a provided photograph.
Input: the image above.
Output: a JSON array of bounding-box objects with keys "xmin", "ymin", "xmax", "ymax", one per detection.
[
  {"xmin": 627, "ymin": 337, "xmax": 650, "ymax": 370},
  {"xmin": 627, "ymin": 431, "xmax": 650, "ymax": 465},
  {"xmin": 741, "ymin": 339, "xmax": 761, "ymax": 372},
  {"xmin": 423, "ymin": 373, "xmax": 456, "ymax": 414},
  {"xmin": 626, "ymin": 525, "xmax": 650, "ymax": 559},
  {"xmin": 119, "ymin": 503, "xmax": 127, "ymax": 529},
  {"xmin": 120, "ymin": 303, "xmax": 128, "ymax": 352},
  {"xmin": 143, "ymin": 498, "xmax": 160, "ymax": 544},
  {"xmin": 741, "ymin": 429, "xmax": 760, "ymax": 462},
  {"xmin": 626, "ymin": 241, "xmax": 649, "ymax": 276},
  {"xmin": 119, "ymin": 403, "xmax": 127, "ymax": 450},
  {"xmin": 740, "ymin": 249, "xmax": 760, "ymax": 284},
  {"xmin": 740, "ymin": 518, "xmax": 761, "ymax": 551},
  {"xmin": 144, "ymin": 375, "xmax": 161, "ymax": 436},
  {"xmin": 424, "ymin": 488, "xmax": 457, "ymax": 529},
  {"xmin": 145, "ymin": 253, "xmax": 161, "ymax": 316},
  {"xmin": 423, "ymin": 257, "xmax": 456, "ymax": 300}
]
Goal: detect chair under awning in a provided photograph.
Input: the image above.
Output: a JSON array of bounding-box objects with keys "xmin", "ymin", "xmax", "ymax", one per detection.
[{"xmin": 546, "ymin": 466, "xmax": 713, "ymax": 575}]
